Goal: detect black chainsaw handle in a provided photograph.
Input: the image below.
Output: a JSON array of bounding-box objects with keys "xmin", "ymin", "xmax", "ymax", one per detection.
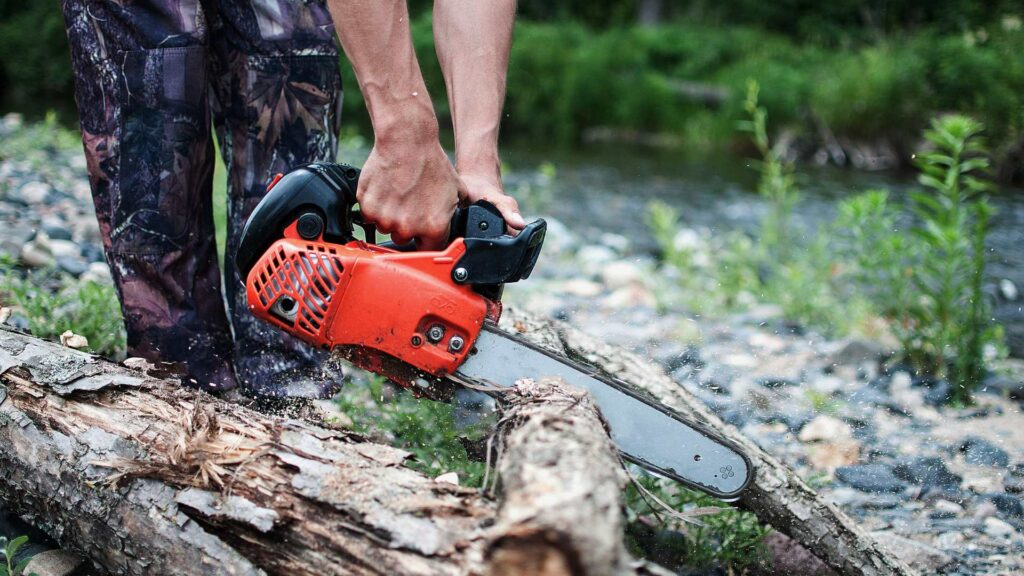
[{"xmin": 235, "ymin": 162, "xmax": 546, "ymax": 286}]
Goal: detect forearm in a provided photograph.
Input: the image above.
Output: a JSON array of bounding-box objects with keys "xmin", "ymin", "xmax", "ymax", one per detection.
[
  {"xmin": 326, "ymin": 0, "xmax": 439, "ymax": 145},
  {"xmin": 433, "ymin": 0, "xmax": 517, "ymax": 177}
]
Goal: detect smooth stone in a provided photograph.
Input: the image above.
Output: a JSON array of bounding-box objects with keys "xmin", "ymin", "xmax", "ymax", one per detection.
[
  {"xmin": 756, "ymin": 376, "xmax": 800, "ymax": 388},
  {"xmin": 798, "ymin": 414, "xmax": 853, "ymax": 442},
  {"xmin": 835, "ymin": 464, "xmax": 909, "ymax": 494},
  {"xmin": 984, "ymin": 516, "xmax": 1017, "ymax": 538},
  {"xmin": 16, "ymin": 181, "xmax": 51, "ymax": 204},
  {"xmin": 1000, "ymin": 278, "xmax": 1020, "ymax": 301},
  {"xmin": 985, "ymin": 494, "xmax": 1024, "ymax": 519},
  {"xmin": 47, "ymin": 239, "xmax": 80, "ymax": 260},
  {"xmin": 846, "ymin": 387, "xmax": 910, "ymax": 416},
  {"xmin": 960, "ymin": 437, "xmax": 1011, "ymax": 468},
  {"xmin": 56, "ymin": 257, "xmax": 88, "ymax": 277},
  {"xmin": 20, "ymin": 240, "xmax": 54, "ymax": 268},
  {"xmin": 893, "ymin": 457, "xmax": 962, "ymax": 488},
  {"xmin": 40, "ymin": 216, "xmax": 72, "ymax": 241},
  {"xmin": 827, "ymin": 338, "xmax": 885, "ymax": 366},
  {"xmin": 23, "ymin": 550, "xmax": 83, "ymax": 576},
  {"xmin": 923, "ymin": 380, "xmax": 953, "ymax": 406},
  {"xmin": 872, "ymin": 532, "xmax": 953, "ymax": 572},
  {"xmin": 979, "ymin": 374, "xmax": 1024, "ymax": 399}
]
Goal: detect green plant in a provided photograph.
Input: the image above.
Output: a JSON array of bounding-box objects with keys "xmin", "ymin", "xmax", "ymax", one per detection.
[
  {"xmin": 0, "ymin": 264, "xmax": 126, "ymax": 358},
  {"xmin": 0, "ymin": 535, "xmax": 37, "ymax": 576},
  {"xmin": 335, "ymin": 375, "xmax": 488, "ymax": 486},
  {"xmin": 739, "ymin": 80, "xmax": 800, "ymax": 260},
  {"xmin": 906, "ymin": 115, "xmax": 1000, "ymax": 402},
  {"xmin": 625, "ymin": 474, "xmax": 771, "ymax": 572}
]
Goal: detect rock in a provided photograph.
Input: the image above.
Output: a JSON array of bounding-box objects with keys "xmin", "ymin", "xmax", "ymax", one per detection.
[
  {"xmin": 893, "ymin": 457, "xmax": 962, "ymax": 488},
  {"xmin": 826, "ymin": 487, "xmax": 900, "ymax": 509},
  {"xmin": 47, "ymin": 239, "xmax": 80, "ymax": 260},
  {"xmin": 81, "ymin": 261, "xmax": 112, "ymax": 284},
  {"xmin": 59, "ymin": 330, "xmax": 89, "ymax": 349},
  {"xmin": 19, "ymin": 236, "xmax": 54, "ymax": 268},
  {"xmin": 798, "ymin": 415, "xmax": 853, "ymax": 443},
  {"xmin": 598, "ymin": 232, "xmax": 629, "ymax": 253},
  {"xmin": 1010, "ymin": 463, "xmax": 1024, "ymax": 478},
  {"xmin": 923, "ymin": 380, "xmax": 953, "ymax": 406},
  {"xmin": 23, "ymin": 549, "xmax": 84, "ymax": 576},
  {"xmin": 980, "ymin": 373, "xmax": 1024, "ymax": 399},
  {"xmin": 806, "ymin": 440, "xmax": 861, "ymax": 472},
  {"xmin": 873, "ymin": 532, "xmax": 953, "ymax": 573},
  {"xmin": 934, "ymin": 531, "xmax": 965, "ymax": 551},
  {"xmin": 0, "ymin": 222, "xmax": 35, "ymax": 257},
  {"xmin": 576, "ymin": 245, "xmax": 617, "ymax": 276},
  {"xmin": 984, "ymin": 494, "xmax": 1024, "ymax": 519},
  {"xmin": 558, "ymin": 279, "xmax": 603, "ymax": 297},
  {"xmin": 756, "ymin": 376, "xmax": 800, "ymax": 388},
  {"xmin": 599, "ymin": 260, "xmax": 646, "ymax": 290},
  {"xmin": 16, "ymin": 181, "xmax": 51, "ymax": 205},
  {"xmin": 845, "ymin": 387, "xmax": 910, "ymax": 416},
  {"xmin": 40, "ymin": 216, "xmax": 73, "ymax": 241},
  {"xmin": 603, "ymin": 285, "xmax": 656, "ymax": 309},
  {"xmin": 434, "ymin": 472, "xmax": 459, "ymax": 486},
  {"xmin": 959, "ymin": 437, "xmax": 1011, "ymax": 468},
  {"xmin": 827, "ymin": 339, "xmax": 885, "ymax": 366},
  {"xmin": 999, "ymin": 278, "xmax": 1020, "ymax": 301},
  {"xmin": 835, "ymin": 464, "xmax": 909, "ymax": 493},
  {"xmin": 934, "ymin": 499, "xmax": 964, "ymax": 515},
  {"xmin": 1005, "ymin": 476, "xmax": 1024, "ymax": 494},
  {"xmin": 56, "ymin": 257, "xmax": 88, "ymax": 277},
  {"xmin": 983, "ymin": 516, "xmax": 1016, "ymax": 538}
]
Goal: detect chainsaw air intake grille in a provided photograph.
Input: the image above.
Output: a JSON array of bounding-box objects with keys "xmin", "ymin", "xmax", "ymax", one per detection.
[{"xmin": 251, "ymin": 244, "xmax": 344, "ymax": 339}]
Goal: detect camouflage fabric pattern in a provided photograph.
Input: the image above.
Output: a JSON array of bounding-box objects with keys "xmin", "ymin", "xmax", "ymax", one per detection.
[{"xmin": 62, "ymin": 0, "xmax": 343, "ymax": 396}]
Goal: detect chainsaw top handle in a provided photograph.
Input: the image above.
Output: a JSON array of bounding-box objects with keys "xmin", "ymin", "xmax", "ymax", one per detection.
[{"xmin": 235, "ymin": 162, "xmax": 547, "ymax": 287}]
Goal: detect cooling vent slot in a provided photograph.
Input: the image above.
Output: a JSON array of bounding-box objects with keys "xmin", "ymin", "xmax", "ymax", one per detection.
[{"xmin": 251, "ymin": 244, "xmax": 344, "ymax": 339}]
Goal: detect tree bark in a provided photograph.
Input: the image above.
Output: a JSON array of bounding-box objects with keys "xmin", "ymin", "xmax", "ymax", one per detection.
[
  {"xmin": 0, "ymin": 327, "xmax": 647, "ymax": 575},
  {"xmin": 498, "ymin": 308, "xmax": 916, "ymax": 576},
  {"xmin": 485, "ymin": 377, "xmax": 629, "ymax": 576}
]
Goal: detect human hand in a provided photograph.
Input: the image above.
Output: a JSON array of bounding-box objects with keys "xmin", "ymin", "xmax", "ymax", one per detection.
[
  {"xmin": 357, "ymin": 138, "xmax": 460, "ymax": 250},
  {"xmin": 456, "ymin": 170, "xmax": 526, "ymax": 234}
]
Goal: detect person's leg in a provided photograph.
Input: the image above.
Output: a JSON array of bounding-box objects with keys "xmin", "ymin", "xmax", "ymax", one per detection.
[
  {"xmin": 208, "ymin": 0, "xmax": 343, "ymax": 397},
  {"xmin": 62, "ymin": 0, "xmax": 237, "ymax": 390}
]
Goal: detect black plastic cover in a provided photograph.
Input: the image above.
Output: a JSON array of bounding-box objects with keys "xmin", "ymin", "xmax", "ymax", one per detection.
[{"xmin": 235, "ymin": 163, "xmax": 360, "ymax": 277}]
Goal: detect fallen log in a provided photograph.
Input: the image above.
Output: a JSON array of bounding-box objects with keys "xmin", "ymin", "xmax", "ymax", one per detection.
[
  {"xmin": 0, "ymin": 327, "xmax": 655, "ymax": 575},
  {"xmin": 500, "ymin": 308, "xmax": 916, "ymax": 576},
  {"xmin": 486, "ymin": 377, "xmax": 628, "ymax": 576}
]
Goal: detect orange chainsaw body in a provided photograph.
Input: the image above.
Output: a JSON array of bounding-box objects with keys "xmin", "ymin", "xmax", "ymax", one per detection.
[{"xmin": 244, "ymin": 220, "xmax": 500, "ymax": 385}]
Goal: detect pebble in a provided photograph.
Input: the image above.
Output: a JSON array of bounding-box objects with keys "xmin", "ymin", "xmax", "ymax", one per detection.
[
  {"xmin": 23, "ymin": 550, "xmax": 83, "ymax": 576},
  {"xmin": 960, "ymin": 437, "xmax": 1011, "ymax": 468},
  {"xmin": 835, "ymin": 464, "xmax": 909, "ymax": 494},
  {"xmin": 20, "ymin": 237, "xmax": 54, "ymax": 268},
  {"xmin": 893, "ymin": 456, "xmax": 962, "ymax": 488},
  {"xmin": 1000, "ymin": 278, "xmax": 1020, "ymax": 301},
  {"xmin": 17, "ymin": 181, "xmax": 51, "ymax": 204},
  {"xmin": 985, "ymin": 494, "xmax": 1023, "ymax": 519},
  {"xmin": 56, "ymin": 257, "xmax": 87, "ymax": 277},
  {"xmin": 983, "ymin": 516, "xmax": 1016, "ymax": 538},
  {"xmin": 600, "ymin": 260, "xmax": 646, "ymax": 289},
  {"xmin": 798, "ymin": 414, "xmax": 853, "ymax": 442}
]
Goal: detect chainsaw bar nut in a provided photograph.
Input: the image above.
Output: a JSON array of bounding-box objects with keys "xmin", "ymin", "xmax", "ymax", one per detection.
[{"xmin": 426, "ymin": 324, "xmax": 446, "ymax": 344}]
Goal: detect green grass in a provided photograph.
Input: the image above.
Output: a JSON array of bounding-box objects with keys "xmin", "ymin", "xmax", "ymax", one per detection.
[
  {"xmin": 0, "ymin": 255, "xmax": 125, "ymax": 358},
  {"xmin": 335, "ymin": 375, "xmax": 488, "ymax": 486}
]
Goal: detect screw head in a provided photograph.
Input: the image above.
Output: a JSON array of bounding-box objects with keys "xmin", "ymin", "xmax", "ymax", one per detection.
[
  {"xmin": 478, "ymin": 221, "xmax": 489, "ymax": 231},
  {"xmin": 453, "ymin": 267, "xmax": 469, "ymax": 282},
  {"xmin": 426, "ymin": 325, "xmax": 446, "ymax": 343},
  {"xmin": 448, "ymin": 335, "xmax": 465, "ymax": 353},
  {"xmin": 411, "ymin": 335, "xmax": 423, "ymax": 347}
]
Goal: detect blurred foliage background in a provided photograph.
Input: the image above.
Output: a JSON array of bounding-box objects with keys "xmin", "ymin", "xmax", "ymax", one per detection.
[{"xmin": 2, "ymin": 1, "xmax": 1023, "ymax": 179}]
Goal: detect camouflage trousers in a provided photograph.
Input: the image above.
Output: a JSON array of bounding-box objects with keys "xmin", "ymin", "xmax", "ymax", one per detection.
[{"xmin": 62, "ymin": 0, "xmax": 343, "ymax": 396}]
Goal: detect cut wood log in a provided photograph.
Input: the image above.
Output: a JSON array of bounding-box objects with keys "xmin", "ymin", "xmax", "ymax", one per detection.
[
  {"xmin": 0, "ymin": 327, "xmax": 654, "ymax": 576},
  {"xmin": 486, "ymin": 377, "xmax": 628, "ymax": 576},
  {"xmin": 499, "ymin": 308, "xmax": 916, "ymax": 576}
]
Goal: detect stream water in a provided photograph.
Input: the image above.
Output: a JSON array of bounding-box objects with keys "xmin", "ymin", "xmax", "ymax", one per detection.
[{"xmin": 502, "ymin": 141, "xmax": 1024, "ymax": 357}]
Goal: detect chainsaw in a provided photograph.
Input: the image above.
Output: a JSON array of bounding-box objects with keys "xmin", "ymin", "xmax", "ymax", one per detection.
[{"xmin": 236, "ymin": 163, "xmax": 752, "ymax": 499}]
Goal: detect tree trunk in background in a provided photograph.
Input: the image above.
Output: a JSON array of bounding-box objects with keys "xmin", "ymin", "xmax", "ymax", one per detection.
[
  {"xmin": 0, "ymin": 327, "xmax": 654, "ymax": 576},
  {"xmin": 500, "ymin": 308, "xmax": 917, "ymax": 576}
]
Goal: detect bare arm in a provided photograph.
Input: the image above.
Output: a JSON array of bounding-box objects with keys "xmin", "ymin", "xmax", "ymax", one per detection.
[
  {"xmin": 326, "ymin": 0, "xmax": 458, "ymax": 248},
  {"xmin": 434, "ymin": 0, "xmax": 525, "ymax": 231}
]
